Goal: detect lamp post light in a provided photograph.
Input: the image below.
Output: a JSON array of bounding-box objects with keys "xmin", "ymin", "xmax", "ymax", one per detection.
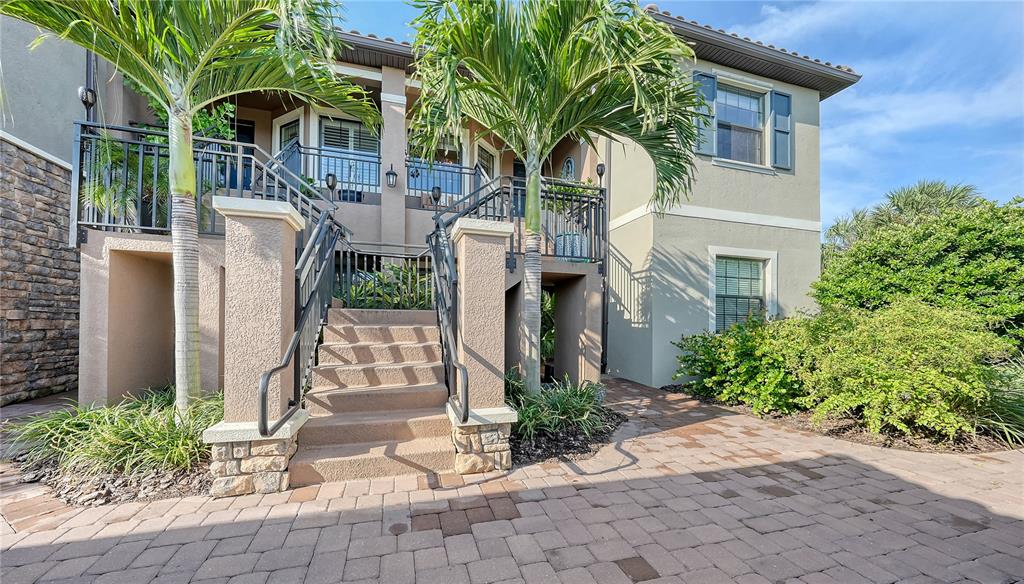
[
  {"xmin": 385, "ymin": 165, "xmax": 398, "ymax": 189},
  {"xmin": 325, "ymin": 173, "xmax": 338, "ymax": 200},
  {"xmin": 431, "ymin": 186, "xmax": 442, "ymax": 206},
  {"xmin": 595, "ymin": 162, "xmax": 606, "ymax": 187}
]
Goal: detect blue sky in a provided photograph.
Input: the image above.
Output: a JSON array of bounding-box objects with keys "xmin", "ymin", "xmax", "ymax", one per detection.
[{"xmin": 339, "ymin": 1, "xmax": 1024, "ymax": 227}]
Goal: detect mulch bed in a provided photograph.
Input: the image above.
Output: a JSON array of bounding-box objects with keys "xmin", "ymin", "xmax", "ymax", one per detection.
[
  {"xmin": 14, "ymin": 455, "xmax": 212, "ymax": 506},
  {"xmin": 659, "ymin": 384, "xmax": 1011, "ymax": 454},
  {"xmin": 510, "ymin": 408, "xmax": 627, "ymax": 466}
]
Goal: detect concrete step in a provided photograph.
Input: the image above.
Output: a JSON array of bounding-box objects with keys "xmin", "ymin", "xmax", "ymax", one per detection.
[
  {"xmin": 305, "ymin": 383, "xmax": 448, "ymax": 415},
  {"xmin": 289, "ymin": 437, "xmax": 455, "ymax": 485},
  {"xmin": 317, "ymin": 341, "xmax": 441, "ymax": 366},
  {"xmin": 312, "ymin": 363, "xmax": 444, "ymax": 390},
  {"xmin": 298, "ymin": 409, "xmax": 451, "ymax": 446},
  {"xmin": 323, "ymin": 324, "xmax": 439, "ymax": 344},
  {"xmin": 328, "ymin": 308, "xmax": 437, "ymax": 326}
]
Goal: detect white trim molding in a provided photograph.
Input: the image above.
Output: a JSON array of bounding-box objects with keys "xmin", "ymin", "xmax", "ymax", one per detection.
[
  {"xmin": 0, "ymin": 131, "xmax": 71, "ymax": 169},
  {"xmin": 271, "ymin": 108, "xmax": 305, "ymax": 154},
  {"xmin": 609, "ymin": 203, "xmax": 820, "ymax": 233},
  {"xmin": 707, "ymin": 246, "xmax": 779, "ymax": 332},
  {"xmin": 379, "ymin": 92, "xmax": 407, "ymax": 106}
]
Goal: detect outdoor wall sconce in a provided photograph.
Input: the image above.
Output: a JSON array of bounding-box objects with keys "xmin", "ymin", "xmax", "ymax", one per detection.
[
  {"xmin": 431, "ymin": 186, "xmax": 442, "ymax": 205},
  {"xmin": 385, "ymin": 165, "xmax": 398, "ymax": 189},
  {"xmin": 596, "ymin": 163, "xmax": 606, "ymax": 179},
  {"xmin": 325, "ymin": 173, "xmax": 338, "ymax": 199}
]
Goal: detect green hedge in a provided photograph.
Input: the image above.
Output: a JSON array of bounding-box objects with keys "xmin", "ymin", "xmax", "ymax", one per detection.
[{"xmin": 673, "ymin": 300, "xmax": 1021, "ymax": 444}]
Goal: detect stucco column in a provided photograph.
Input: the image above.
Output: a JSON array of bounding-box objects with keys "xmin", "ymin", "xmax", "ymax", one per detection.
[
  {"xmin": 213, "ymin": 197, "xmax": 302, "ymax": 423},
  {"xmin": 449, "ymin": 218, "xmax": 517, "ymax": 474},
  {"xmin": 202, "ymin": 197, "xmax": 307, "ymax": 497},
  {"xmin": 552, "ymin": 272, "xmax": 602, "ymax": 384},
  {"xmin": 379, "ymin": 66, "xmax": 408, "ymax": 246}
]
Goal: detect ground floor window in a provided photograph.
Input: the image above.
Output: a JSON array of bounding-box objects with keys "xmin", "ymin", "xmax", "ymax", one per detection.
[{"xmin": 715, "ymin": 256, "xmax": 765, "ymax": 331}]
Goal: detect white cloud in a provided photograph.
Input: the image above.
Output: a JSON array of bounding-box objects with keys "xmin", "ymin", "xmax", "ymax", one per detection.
[{"xmin": 729, "ymin": 2, "xmax": 877, "ymax": 50}]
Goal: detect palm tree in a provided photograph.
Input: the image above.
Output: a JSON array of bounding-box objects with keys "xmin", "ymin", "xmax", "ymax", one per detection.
[
  {"xmin": 1, "ymin": 0, "xmax": 380, "ymax": 418},
  {"xmin": 824, "ymin": 180, "xmax": 983, "ymax": 262},
  {"xmin": 410, "ymin": 0, "xmax": 702, "ymax": 394}
]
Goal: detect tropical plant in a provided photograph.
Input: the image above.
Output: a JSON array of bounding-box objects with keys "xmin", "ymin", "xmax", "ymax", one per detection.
[
  {"xmin": 410, "ymin": 0, "xmax": 703, "ymax": 393},
  {"xmin": 505, "ymin": 369, "xmax": 611, "ymax": 442},
  {"xmin": 823, "ymin": 180, "xmax": 984, "ymax": 264},
  {"xmin": 974, "ymin": 357, "xmax": 1024, "ymax": 447},
  {"xmin": 11, "ymin": 387, "xmax": 224, "ymax": 475},
  {"xmin": 1, "ymin": 0, "xmax": 380, "ymax": 419},
  {"xmin": 541, "ymin": 290, "xmax": 556, "ymax": 363},
  {"xmin": 339, "ymin": 263, "xmax": 433, "ymax": 310},
  {"xmin": 815, "ymin": 199, "xmax": 1024, "ymax": 346}
]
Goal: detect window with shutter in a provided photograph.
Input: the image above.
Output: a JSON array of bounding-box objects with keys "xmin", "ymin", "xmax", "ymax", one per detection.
[
  {"xmin": 319, "ymin": 117, "xmax": 379, "ymax": 154},
  {"xmin": 716, "ymin": 85, "xmax": 764, "ymax": 165}
]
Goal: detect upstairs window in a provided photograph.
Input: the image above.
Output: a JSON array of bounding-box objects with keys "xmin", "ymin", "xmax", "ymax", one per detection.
[
  {"xmin": 320, "ymin": 118, "xmax": 378, "ymax": 154},
  {"xmin": 715, "ymin": 256, "xmax": 765, "ymax": 331},
  {"xmin": 716, "ymin": 85, "xmax": 764, "ymax": 165}
]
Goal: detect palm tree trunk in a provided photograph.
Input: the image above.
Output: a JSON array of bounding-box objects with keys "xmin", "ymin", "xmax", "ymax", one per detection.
[
  {"xmin": 169, "ymin": 110, "xmax": 201, "ymax": 420},
  {"xmin": 521, "ymin": 155, "xmax": 543, "ymax": 394}
]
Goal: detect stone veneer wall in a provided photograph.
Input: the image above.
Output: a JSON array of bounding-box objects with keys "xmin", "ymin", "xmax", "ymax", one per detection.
[
  {"xmin": 209, "ymin": 437, "xmax": 298, "ymax": 497},
  {"xmin": 452, "ymin": 422, "xmax": 512, "ymax": 474},
  {"xmin": 0, "ymin": 138, "xmax": 80, "ymax": 405}
]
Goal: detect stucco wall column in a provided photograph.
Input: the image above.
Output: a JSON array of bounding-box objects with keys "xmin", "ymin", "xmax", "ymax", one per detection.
[
  {"xmin": 448, "ymin": 218, "xmax": 517, "ymax": 474},
  {"xmin": 379, "ymin": 66, "xmax": 408, "ymax": 247},
  {"xmin": 552, "ymin": 273, "xmax": 602, "ymax": 384},
  {"xmin": 214, "ymin": 197, "xmax": 302, "ymax": 423},
  {"xmin": 203, "ymin": 197, "xmax": 306, "ymax": 497}
]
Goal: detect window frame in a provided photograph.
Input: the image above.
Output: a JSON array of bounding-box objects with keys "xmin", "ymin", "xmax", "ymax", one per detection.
[
  {"xmin": 714, "ymin": 82, "xmax": 767, "ymax": 167},
  {"xmin": 707, "ymin": 246, "xmax": 778, "ymax": 332}
]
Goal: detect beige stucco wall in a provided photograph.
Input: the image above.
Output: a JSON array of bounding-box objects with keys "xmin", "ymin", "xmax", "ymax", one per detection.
[
  {"xmin": 79, "ymin": 232, "xmax": 225, "ymax": 405},
  {"xmin": 605, "ymin": 59, "xmax": 822, "ymax": 388}
]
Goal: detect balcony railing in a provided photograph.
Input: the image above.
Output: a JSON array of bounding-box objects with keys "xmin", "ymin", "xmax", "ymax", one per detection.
[
  {"xmin": 277, "ymin": 139, "xmax": 381, "ymax": 202},
  {"xmin": 406, "ymin": 158, "xmax": 484, "ymax": 207},
  {"xmin": 70, "ymin": 121, "xmax": 336, "ymax": 247},
  {"xmin": 432, "ymin": 176, "xmax": 607, "ymax": 265}
]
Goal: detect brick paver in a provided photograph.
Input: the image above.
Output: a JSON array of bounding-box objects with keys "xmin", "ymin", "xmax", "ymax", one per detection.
[{"xmin": 2, "ymin": 378, "xmax": 1022, "ymax": 583}]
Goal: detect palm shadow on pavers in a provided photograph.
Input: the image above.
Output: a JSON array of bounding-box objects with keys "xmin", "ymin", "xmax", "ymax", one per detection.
[{"xmin": 3, "ymin": 383, "xmax": 1022, "ymax": 583}]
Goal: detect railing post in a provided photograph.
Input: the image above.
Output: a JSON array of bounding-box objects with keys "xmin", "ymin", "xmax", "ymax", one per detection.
[
  {"xmin": 202, "ymin": 197, "xmax": 307, "ymax": 497},
  {"xmin": 448, "ymin": 218, "xmax": 517, "ymax": 474},
  {"xmin": 69, "ymin": 123, "xmax": 82, "ymax": 247}
]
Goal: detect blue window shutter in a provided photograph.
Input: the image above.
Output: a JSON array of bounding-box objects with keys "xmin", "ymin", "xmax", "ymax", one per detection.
[
  {"xmin": 693, "ymin": 72, "xmax": 717, "ymax": 156},
  {"xmin": 771, "ymin": 91, "xmax": 792, "ymax": 169}
]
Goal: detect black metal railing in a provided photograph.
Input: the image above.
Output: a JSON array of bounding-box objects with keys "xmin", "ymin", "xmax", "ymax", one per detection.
[
  {"xmin": 407, "ymin": 158, "xmax": 484, "ymax": 207},
  {"xmin": 426, "ymin": 223, "xmax": 469, "ymax": 423},
  {"xmin": 334, "ymin": 241, "xmax": 434, "ymax": 310},
  {"xmin": 257, "ymin": 212, "xmax": 342, "ymax": 436},
  {"xmin": 277, "ymin": 139, "xmax": 381, "ymax": 202},
  {"xmin": 432, "ymin": 175, "xmax": 607, "ymax": 265},
  {"xmin": 70, "ymin": 121, "xmax": 337, "ymax": 249}
]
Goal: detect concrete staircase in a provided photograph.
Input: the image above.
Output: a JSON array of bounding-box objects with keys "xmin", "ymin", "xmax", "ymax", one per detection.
[{"xmin": 289, "ymin": 308, "xmax": 454, "ymax": 486}]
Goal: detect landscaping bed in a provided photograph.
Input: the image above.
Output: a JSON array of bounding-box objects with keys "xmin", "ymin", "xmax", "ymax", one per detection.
[
  {"xmin": 661, "ymin": 385, "xmax": 1012, "ymax": 454},
  {"xmin": 510, "ymin": 408, "xmax": 626, "ymax": 466},
  {"xmin": 14, "ymin": 457, "xmax": 212, "ymax": 506}
]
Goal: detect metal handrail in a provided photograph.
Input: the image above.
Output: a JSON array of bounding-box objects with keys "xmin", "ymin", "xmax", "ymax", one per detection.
[
  {"xmin": 426, "ymin": 224, "xmax": 470, "ymax": 423},
  {"xmin": 257, "ymin": 211, "xmax": 341, "ymax": 436}
]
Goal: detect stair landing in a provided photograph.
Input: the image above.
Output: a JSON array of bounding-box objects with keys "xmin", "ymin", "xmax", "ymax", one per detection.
[{"xmin": 290, "ymin": 308, "xmax": 454, "ymax": 486}]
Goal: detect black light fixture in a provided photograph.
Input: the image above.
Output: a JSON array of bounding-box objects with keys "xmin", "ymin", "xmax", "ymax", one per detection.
[
  {"xmin": 596, "ymin": 163, "xmax": 606, "ymax": 180},
  {"xmin": 431, "ymin": 186, "xmax": 442, "ymax": 205},
  {"xmin": 385, "ymin": 164, "xmax": 398, "ymax": 189},
  {"xmin": 325, "ymin": 173, "xmax": 338, "ymax": 198}
]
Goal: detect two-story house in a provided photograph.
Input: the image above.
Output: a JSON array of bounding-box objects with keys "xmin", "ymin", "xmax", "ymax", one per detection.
[{"xmin": 604, "ymin": 10, "xmax": 859, "ymax": 387}]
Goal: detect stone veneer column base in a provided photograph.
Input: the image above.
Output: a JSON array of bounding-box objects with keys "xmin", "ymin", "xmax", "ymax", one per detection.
[
  {"xmin": 447, "ymin": 403, "xmax": 518, "ymax": 474},
  {"xmin": 202, "ymin": 410, "xmax": 308, "ymax": 497}
]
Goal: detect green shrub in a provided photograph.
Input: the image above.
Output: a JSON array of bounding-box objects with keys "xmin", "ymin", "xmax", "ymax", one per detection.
[
  {"xmin": 672, "ymin": 317, "xmax": 805, "ymax": 414},
  {"xmin": 339, "ymin": 263, "xmax": 433, "ymax": 310},
  {"xmin": 813, "ymin": 199, "xmax": 1024, "ymax": 346},
  {"xmin": 796, "ymin": 300, "xmax": 1013, "ymax": 440},
  {"xmin": 505, "ymin": 370, "xmax": 611, "ymax": 442},
  {"xmin": 12, "ymin": 387, "xmax": 223, "ymax": 475},
  {"xmin": 973, "ymin": 357, "xmax": 1024, "ymax": 447}
]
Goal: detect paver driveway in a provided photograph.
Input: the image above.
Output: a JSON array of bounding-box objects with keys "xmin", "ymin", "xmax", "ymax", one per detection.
[{"xmin": 2, "ymin": 378, "xmax": 1022, "ymax": 583}]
